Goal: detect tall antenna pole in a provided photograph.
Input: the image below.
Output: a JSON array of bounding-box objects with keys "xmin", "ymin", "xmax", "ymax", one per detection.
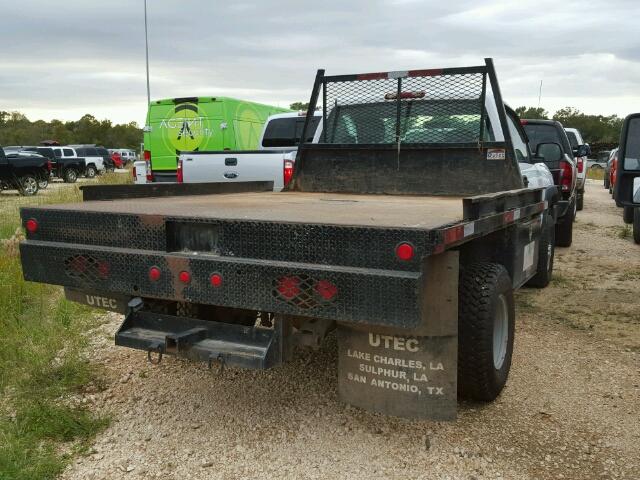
[
  {"xmin": 537, "ymin": 80, "xmax": 543, "ymax": 109},
  {"xmin": 144, "ymin": 0, "xmax": 151, "ymax": 107}
]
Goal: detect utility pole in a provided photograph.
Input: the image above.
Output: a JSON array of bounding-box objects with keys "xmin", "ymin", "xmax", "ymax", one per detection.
[{"xmin": 144, "ymin": 0, "xmax": 151, "ymax": 107}]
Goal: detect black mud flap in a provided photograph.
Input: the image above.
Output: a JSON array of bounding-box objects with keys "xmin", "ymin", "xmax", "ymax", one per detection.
[
  {"xmin": 115, "ymin": 309, "xmax": 288, "ymax": 370},
  {"xmin": 337, "ymin": 327, "xmax": 457, "ymax": 420}
]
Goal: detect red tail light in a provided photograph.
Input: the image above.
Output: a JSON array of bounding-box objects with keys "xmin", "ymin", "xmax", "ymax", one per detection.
[
  {"xmin": 283, "ymin": 159, "xmax": 294, "ymax": 187},
  {"xmin": 98, "ymin": 261, "xmax": 110, "ymax": 278},
  {"xmin": 210, "ymin": 273, "xmax": 223, "ymax": 287},
  {"xmin": 144, "ymin": 150, "xmax": 153, "ymax": 181},
  {"xmin": 46, "ymin": 160, "xmax": 52, "ymax": 172},
  {"xmin": 520, "ymin": 119, "xmax": 528, "ymax": 125},
  {"xmin": 177, "ymin": 159, "xmax": 184, "ymax": 183},
  {"xmin": 148, "ymin": 266, "xmax": 161, "ymax": 282},
  {"xmin": 315, "ymin": 280, "xmax": 338, "ymax": 300},
  {"xmin": 559, "ymin": 160, "xmax": 573, "ymax": 192},
  {"xmin": 25, "ymin": 218, "xmax": 38, "ymax": 233},
  {"xmin": 276, "ymin": 276, "xmax": 301, "ymax": 299},
  {"xmin": 395, "ymin": 242, "xmax": 415, "ymax": 261},
  {"xmin": 178, "ymin": 271, "xmax": 191, "ymax": 283},
  {"xmin": 132, "ymin": 166, "xmax": 137, "ymax": 180},
  {"xmin": 576, "ymin": 157, "xmax": 584, "ymax": 174}
]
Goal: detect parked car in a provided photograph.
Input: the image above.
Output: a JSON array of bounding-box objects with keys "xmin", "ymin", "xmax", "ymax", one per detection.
[
  {"xmin": 604, "ymin": 148, "xmax": 617, "ymax": 190},
  {"xmin": 5, "ymin": 151, "xmax": 51, "ymax": 189},
  {"xmin": 0, "ymin": 147, "xmax": 50, "ymax": 195},
  {"xmin": 613, "ymin": 113, "xmax": 640, "ymax": 244},
  {"xmin": 177, "ymin": 112, "xmax": 321, "ymax": 190},
  {"xmin": 132, "ymin": 160, "xmax": 148, "ymax": 184},
  {"xmin": 564, "ymin": 127, "xmax": 590, "ymax": 211},
  {"xmin": 110, "ymin": 149, "xmax": 137, "ymax": 166},
  {"xmin": 21, "ymin": 146, "xmax": 86, "ymax": 183},
  {"xmin": 610, "ymin": 149, "xmax": 619, "ymax": 196},
  {"xmin": 111, "ymin": 151, "xmax": 123, "ymax": 169},
  {"xmin": 59, "ymin": 146, "xmax": 105, "ymax": 177},
  {"xmin": 589, "ymin": 150, "xmax": 611, "ymax": 170},
  {"xmin": 522, "ymin": 119, "xmax": 578, "ymax": 247},
  {"xmin": 95, "ymin": 147, "xmax": 115, "ymax": 171}
]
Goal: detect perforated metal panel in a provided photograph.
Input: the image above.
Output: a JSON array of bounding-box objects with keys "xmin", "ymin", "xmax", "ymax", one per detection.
[
  {"xmin": 20, "ymin": 242, "xmax": 423, "ymax": 329},
  {"xmin": 22, "ymin": 208, "xmax": 436, "ymax": 272},
  {"xmin": 322, "ymin": 70, "xmax": 486, "ymax": 145}
]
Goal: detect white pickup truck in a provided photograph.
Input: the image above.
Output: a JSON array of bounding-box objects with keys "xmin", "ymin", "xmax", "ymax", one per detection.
[{"xmin": 176, "ymin": 112, "xmax": 321, "ymax": 190}]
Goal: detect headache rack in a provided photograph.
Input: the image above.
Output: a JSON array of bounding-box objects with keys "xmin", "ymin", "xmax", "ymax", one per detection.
[
  {"xmin": 290, "ymin": 58, "xmax": 522, "ymax": 196},
  {"xmin": 298, "ymin": 58, "xmax": 512, "ymax": 149}
]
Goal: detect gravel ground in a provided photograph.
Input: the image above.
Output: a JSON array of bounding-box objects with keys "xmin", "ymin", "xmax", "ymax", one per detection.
[{"xmin": 62, "ymin": 180, "xmax": 639, "ymax": 480}]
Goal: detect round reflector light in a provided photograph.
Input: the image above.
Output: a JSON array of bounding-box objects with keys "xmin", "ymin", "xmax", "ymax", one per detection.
[
  {"xmin": 25, "ymin": 218, "xmax": 38, "ymax": 233},
  {"xmin": 315, "ymin": 280, "xmax": 338, "ymax": 300},
  {"xmin": 149, "ymin": 266, "xmax": 161, "ymax": 282},
  {"xmin": 210, "ymin": 273, "xmax": 223, "ymax": 288},
  {"xmin": 178, "ymin": 271, "xmax": 191, "ymax": 283},
  {"xmin": 395, "ymin": 242, "xmax": 415, "ymax": 261}
]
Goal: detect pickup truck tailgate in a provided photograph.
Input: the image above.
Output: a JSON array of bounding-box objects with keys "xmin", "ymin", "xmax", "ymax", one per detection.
[{"xmin": 181, "ymin": 151, "xmax": 292, "ymax": 191}]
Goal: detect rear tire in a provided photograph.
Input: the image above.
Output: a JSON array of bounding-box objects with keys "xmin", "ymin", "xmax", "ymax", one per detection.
[
  {"xmin": 604, "ymin": 175, "xmax": 610, "ymax": 189},
  {"xmin": 623, "ymin": 206, "xmax": 634, "ymax": 224},
  {"xmin": 64, "ymin": 168, "xmax": 78, "ymax": 183},
  {"xmin": 555, "ymin": 200, "xmax": 574, "ymax": 247},
  {"xmin": 458, "ymin": 263, "xmax": 515, "ymax": 401},
  {"xmin": 576, "ymin": 191, "xmax": 584, "ymax": 211},
  {"xmin": 634, "ymin": 208, "xmax": 640, "ymax": 245},
  {"xmin": 526, "ymin": 214, "xmax": 555, "ymax": 288},
  {"xmin": 19, "ymin": 175, "xmax": 39, "ymax": 196},
  {"xmin": 85, "ymin": 165, "xmax": 97, "ymax": 178}
]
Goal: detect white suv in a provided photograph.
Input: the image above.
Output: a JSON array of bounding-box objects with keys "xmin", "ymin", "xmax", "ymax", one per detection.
[
  {"xmin": 54, "ymin": 146, "xmax": 105, "ymax": 178},
  {"xmin": 564, "ymin": 127, "xmax": 591, "ymax": 211}
]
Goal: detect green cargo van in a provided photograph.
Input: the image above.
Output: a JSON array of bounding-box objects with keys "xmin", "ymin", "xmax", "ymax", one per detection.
[{"xmin": 143, "ymin": 97, "xmax": 290, "ymax": 181}]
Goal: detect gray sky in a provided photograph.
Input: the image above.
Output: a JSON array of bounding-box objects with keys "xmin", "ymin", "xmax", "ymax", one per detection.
[{"xmin": 1, "ymin": 0, "xmax": 639, "ymax": 125}]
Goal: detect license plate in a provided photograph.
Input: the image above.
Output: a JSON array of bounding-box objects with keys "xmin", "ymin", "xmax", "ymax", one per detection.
[{"xmin": 64, "ymin": 288, "xmax": 130, "ymax": 313}]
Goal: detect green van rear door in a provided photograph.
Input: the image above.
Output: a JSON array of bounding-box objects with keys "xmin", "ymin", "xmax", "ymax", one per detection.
[{"xmin": 145, "ymin": 98, "xmax": 224, "ymax": 172}]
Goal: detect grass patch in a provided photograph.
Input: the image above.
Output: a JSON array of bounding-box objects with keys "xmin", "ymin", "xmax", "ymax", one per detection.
[
  {"xmin": 618, "ymin": 225, "xmax": 632, "ymax": 239},
  {"xmin": 0, "ymin": 176, "xmax": 119, "ymax": 478},
  {"xmin": 551, "ymin": 273, "xmax": 573, "ymax": 287},
  {"xmin": 586, "ymin": 167, "xmax": 605, "ymax": 181},
  {"xmin": 0, "ymin": 172, "xmax": 132, "ymax": 240}
]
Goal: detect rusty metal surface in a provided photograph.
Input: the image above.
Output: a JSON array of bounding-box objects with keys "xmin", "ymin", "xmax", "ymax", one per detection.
[{"xmin": 39, "ymin": 191, "xmax": 464, "ymax": 229}]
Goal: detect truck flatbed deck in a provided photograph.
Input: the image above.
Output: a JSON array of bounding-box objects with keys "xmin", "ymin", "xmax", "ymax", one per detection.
[{"xmin": 44, "ymin": 191, "xmax": 464, "ymax": 229}]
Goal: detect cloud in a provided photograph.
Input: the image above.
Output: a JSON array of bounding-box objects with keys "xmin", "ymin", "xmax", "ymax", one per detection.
[{"xmin": 0, "ymin": 0, "xmax": 638, "ymax": 124}]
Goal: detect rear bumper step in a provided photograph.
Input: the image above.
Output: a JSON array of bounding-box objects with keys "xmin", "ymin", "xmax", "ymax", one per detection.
[{"xmin": 116, "ymin": 309, "xmax": 288, "ymax": 370}]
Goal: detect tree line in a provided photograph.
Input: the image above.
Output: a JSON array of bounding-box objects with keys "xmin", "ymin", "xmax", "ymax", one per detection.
[
  {"xmin": 0, "ymin": 105, "xmax": 624, "ymax": 151},
  {"xmin": 0, "ymin": 111, "xmax": 142, "ymax": 150},
  {"xmin": 514, "ymin": 106, "xmax": 623, "ymax": 146}
]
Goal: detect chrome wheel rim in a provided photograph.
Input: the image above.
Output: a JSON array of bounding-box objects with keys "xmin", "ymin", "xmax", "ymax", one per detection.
[
  {"xmin": 23, "ymin": 177, "xmax": 37, "ymax": 195},
  {"xmin": 493, "ymin": 294, "xmax": 509, "ymax": 370},
  {"xmin": 546, "ymin": 242, "xmax": 553, "ymax": 272}
]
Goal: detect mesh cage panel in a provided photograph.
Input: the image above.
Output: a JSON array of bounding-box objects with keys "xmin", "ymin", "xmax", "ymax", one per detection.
[{"xmin": 323, "ymin": 72, "xmax": 485, "ymax": 145}]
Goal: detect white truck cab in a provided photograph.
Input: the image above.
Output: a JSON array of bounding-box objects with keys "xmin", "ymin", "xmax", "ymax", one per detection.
[
  {"xmin": 564, "ymin": 127, "xmax": 589, "ymax": 210},
  {"xmin": 176, "ymin": 112, "xmax": 322, "ymax": 190}
]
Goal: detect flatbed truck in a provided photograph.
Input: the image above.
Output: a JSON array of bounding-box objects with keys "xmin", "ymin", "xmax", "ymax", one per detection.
[{"xmin": 20, "ymin": 59, "xmax": 557, "ymax": 420}]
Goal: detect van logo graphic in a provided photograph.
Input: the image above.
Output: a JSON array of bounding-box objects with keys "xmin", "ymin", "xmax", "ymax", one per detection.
[{"xmin": 160, "ymin": 103, "xmax": 213, "ymax": 152}]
